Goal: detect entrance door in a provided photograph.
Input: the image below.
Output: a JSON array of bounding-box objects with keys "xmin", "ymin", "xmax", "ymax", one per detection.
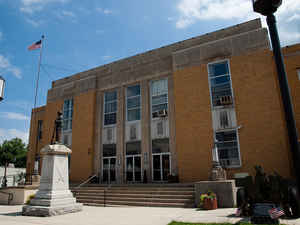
[
  {"xmin": 102, "ymin": 157, "xmax": 116, "ymax": 183},
  {"xmin": 152, "ymin": 153, "xmax": 171, "ymax": 181},
  {"xmin": 126, "ymin": 155, "xmax": 141, "ymax": 182}
]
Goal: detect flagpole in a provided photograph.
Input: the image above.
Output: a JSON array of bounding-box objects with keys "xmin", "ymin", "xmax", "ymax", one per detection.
[
  {"xmin": 33, "ymin": 35, "xmax": 45, "ymax": 109},
  {"xmin": 32, "ymin": 35, "xmax": 44, "ymax": 176}
]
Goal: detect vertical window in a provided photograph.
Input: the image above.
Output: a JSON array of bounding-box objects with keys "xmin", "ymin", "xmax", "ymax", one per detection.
[
  {"xmin": 37, "ymin": 120, "xmax": 43, "ymax": 140},
  {"xmin": 215, "ymin": 130, "xmax": 240, "ymax": 167},
  {"xmin": 63, "ymin": 99, "xmax": 73, "ymax": 131},
  {"xmin": 126, "ymin": 85, "xmax": 141, "ymax": 121},
  {"xmin": 151, "ymin": 79, "xmax": 168, "ymax": 118},
  {"xmin": 104, "ymin": 91, "xmax": 117, "ymax": 126},
  {"xmin": 297, "ymin": 68, "xmax": 300, "ymax": 81},
  {"xmin": 208, "ymin": 61, "xmax": 233, "ymax": 107}
]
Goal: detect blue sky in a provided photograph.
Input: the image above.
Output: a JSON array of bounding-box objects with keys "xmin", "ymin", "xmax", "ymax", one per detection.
[{"xmin": 0, "ymin": 0, "xmax": 299, "ymax": 144}]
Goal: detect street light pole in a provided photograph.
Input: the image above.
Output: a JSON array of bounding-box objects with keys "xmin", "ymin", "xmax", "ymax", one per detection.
[
  {"xmin": 266, "ymin": 13, "xmax": 300, "ymax": 189},
  {"xmin": 252, "ymin": 0, "xmax": 300, "ymax": 191}
]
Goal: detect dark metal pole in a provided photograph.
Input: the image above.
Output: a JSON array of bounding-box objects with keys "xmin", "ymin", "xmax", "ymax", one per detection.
[{"xmin": 266, "ymin": 13, "xmax": 300, "ymax": 190}]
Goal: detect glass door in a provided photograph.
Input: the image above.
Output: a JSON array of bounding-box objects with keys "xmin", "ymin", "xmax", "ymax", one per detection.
[
  {"xmin": 102, "ymin": 157, "xmax": 116, "ymax": 183},
  {"xmin": 126, "ymin": 155, "xmax": 141, "ymax": 182},
  {"xmin": 152, "ymin": 153, "xmax": 171, "ymax": 181}
]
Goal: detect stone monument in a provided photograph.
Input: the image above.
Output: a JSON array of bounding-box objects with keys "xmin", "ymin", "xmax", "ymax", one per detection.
[
  {"xmin": 22, "ymin": 111, "xmax": 82, "ymax": 216},
  {"xmin": 210, "ymin": 139, "xmax": 226, "ymax": 181}
]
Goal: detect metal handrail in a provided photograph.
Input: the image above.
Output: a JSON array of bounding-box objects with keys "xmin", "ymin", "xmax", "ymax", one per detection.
[
  {"xmin": 74, "ymin": 174, "xmax": 97, "ymax": 189},
  {"xmin": 73, "ymin": 174, "xmax": 97, "ymax": 197},
  {"xmin": 0, "ymin": 190, "xmax": 13, "ymax": 205}
]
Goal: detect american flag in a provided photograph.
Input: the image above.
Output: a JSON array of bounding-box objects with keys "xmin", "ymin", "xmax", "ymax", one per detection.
[
  {"xmin": 268, "ymin": 207, "xmax": 285, "ymax": 219},
  {"xmin": 28, "ymin": 37, "xmax": 43, "ymax": 51},
  {"xmin": 235, "ymin": 208, "xmax": 242, "ymax": 217}
]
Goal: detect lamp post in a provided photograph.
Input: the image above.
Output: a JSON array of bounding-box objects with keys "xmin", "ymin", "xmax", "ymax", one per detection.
[
  {"xmin": 0, "ymin": 76, "xmax": 5, "ymax": 102},
  {"xmin": 252, "ymin": 0, "xmax": 300, "ymax": 191}
]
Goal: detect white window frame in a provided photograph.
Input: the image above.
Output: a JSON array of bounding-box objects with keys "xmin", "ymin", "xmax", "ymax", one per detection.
[
  {"xmin": 150, "ymin": 78, "xmax": 169, "ymax": 120},
  {"xmin": 207, "ymin": 59, "xmax": 235, "ymax": 109},
  {"xmin": 126, "ymin": 84, "xmax": 141, "ymax": 122},
  {"xmin": 214, "ymin": 128, "xmax": 242, "ymax": 168},
  {"xmin": 103, "ymin": 90, "xmax": 117, "ymax": 127}
]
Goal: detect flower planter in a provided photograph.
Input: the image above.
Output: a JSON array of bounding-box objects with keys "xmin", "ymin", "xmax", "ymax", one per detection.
[{"xmin": 203, "ymin": 198, "xmax": 218, "ymax": 210}]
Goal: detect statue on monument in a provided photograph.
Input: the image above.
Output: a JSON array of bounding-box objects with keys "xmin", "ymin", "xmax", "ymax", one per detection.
[{"xmin": 51, "ymin": 111, "xmax": 63, "ymax": 144}]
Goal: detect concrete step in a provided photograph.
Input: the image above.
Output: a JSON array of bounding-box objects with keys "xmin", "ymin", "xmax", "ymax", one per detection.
[
  {"xmin": 78, "ymin": 200, "xmax": 194, "ymax": 208},
  {"xmin": 75, "ymin": 193, "xmax": 194, "ymax": 199},
  {"xmin": 72, "ymin": 184, "xmax": 195, "ymax": 208},
  {"xmin": 76, "ymin": 196, "xmax": 193, "ymax": 204},
  {"xmin": 71, "ymin": 187, "xmax": 194, "ymax": 192},
  {"xmin": 72, "ymin": 190, "xmax": 194, "ymax": 195}
]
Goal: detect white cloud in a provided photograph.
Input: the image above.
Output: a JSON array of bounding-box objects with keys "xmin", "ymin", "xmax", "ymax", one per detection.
[
  {"xmin": 279, "ymin": 29, "xmax": 300, "ymax": 46},
  {"xmin": 61, "ymin": 10, "xmax": 75, "ymax": 17},
  {"xmin": 25, "ymin": 18, "xmax": 42, "ymax": 27},
  {"xmin": 287, "ymin": 14, "xmax": 300, "ymax": 23},
  {"xmin": 0, "ymin": 55, "xmax": 22, "ymax": 79},
  {"xmin": 20, "ymin": 0, "xmax": 69, "ymax": 14},
  {"xmin": 175, "ymin": 0, "xmax": 300, "ymax": 45},
  {"xmin": 0, "ymin": 112, "xmax": 30, "ymax": 121},
  {"xmin": 7, "ymin": 101, "xmax": 32, "ymax": 111},
  {"xmin": 0, "ymin": 128, "xmax": 29, "ymax": 144},
  {"xmin": 96, "ymin": 7, "xmax": 113, "ymax": 15}
]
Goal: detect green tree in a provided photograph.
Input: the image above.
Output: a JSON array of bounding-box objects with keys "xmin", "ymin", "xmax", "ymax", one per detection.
[{"xmin": 0, "ymin": 138, "xmax": 27, "ymax": 187}]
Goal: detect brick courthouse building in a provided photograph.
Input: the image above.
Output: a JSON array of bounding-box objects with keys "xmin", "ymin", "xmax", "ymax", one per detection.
[{"xmin": 26, "ymin": 19, "xmax": 300, "ymax": 184}]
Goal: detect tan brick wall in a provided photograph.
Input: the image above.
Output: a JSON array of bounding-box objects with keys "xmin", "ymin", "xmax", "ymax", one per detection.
[
  {"xmin": 174, "ymin": 48, "xmax": 293, "ymax": 182},
  {"xmin": 26, "ymin": 106, "xmax": 46, "ymax": 175},
  {"xmin": 71, "ymin": 90, "xmax": 96, "ymax": 182},
  {"xmin": 283, "ymin": 44, "xmax": 300, "ymax": 135}
]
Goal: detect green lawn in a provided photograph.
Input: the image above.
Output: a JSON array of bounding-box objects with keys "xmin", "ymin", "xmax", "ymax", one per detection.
[
  {"xmin": 168, "ymin": 223, "xmax": 242, "ymax": 225},
  {"xmin": 167, "ymin": 222, "xmax": 284, "ymax": 225}
]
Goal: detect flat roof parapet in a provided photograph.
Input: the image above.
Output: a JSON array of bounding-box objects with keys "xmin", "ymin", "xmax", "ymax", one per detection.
[{"xmin": 52, "ymin": 19, "xmax": 262, "ymax": 89}]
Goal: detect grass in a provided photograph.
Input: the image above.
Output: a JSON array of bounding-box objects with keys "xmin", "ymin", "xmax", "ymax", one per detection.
[
  {"xmin": 168, "ymin": 223, "xmax": 248, "ymax": 225},
  {"xmin": 167, "ymin": 222, "xmax": 286, "ymax": 225}
]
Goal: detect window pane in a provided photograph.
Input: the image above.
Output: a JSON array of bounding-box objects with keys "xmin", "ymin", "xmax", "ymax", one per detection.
[
  {"xmin": 105, "ymin": 102, "xmax": 117, "ymax": 113},
  {"xmin": 127, "ymin": 85, "xmax": 140, "ymax": 97},
  {"xmin": 105, "ymin": 91, "xmax": 117, "ymax": 102},
  {"xmin": 126, "ymin": 141, "xmax": 141, "ymax": 155},
  {"xmin": 152, "ymin": 94, "xmax": 168, "ymax": 106},
  {"xmin": 104, "ymin": 113, "xmax": 117, "ymax": 125},
  {"xmin": 152, "ymin": 103, "xmax": 168, "ymax": 113},
  {"xmin": 210, "ymin": 75, "xmax": 230, "ymax": 87},
  {"xmin": 103, "ymin": 144, "xmax": 116, "ymax": 157},
  {"xmin": 152, "ymin": 79, "xmax": 168, "ymax": 96},
  {"xmin": 63, "ymin": 100, "xmax": 70, "ymax": 110},
  {"xmin": 216, "ymin": 130, "xmax": 240, "ymax": 167},
  {"xmin": 128, "ymin": 109, "xmax": 140, "ymax": 121},
  {"xmin": 127, "ymin": 96, "xmax": 140, "ymax": 109},
  {"xmin": 63, "ymin": 119, "xmax": 68, "ymax": 130},
  {"xmin": 209, "ymin": 62, "xmax": 229, "ymax": 77},
  {"xmin": 216, "ymin": 131, "xmax": 237, "ymax": 142},
  {"xmin": 152, "ymin": 138, "xmax": 169, "ymax": 153}
]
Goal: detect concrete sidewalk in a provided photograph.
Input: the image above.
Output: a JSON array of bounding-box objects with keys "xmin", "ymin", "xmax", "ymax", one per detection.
[{"xmin": 1, "ymin": 205, "xmax": 300, "ymax": 225}]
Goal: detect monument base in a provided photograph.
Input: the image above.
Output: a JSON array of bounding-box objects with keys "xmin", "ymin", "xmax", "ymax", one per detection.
[
  {"xmin": 22, "ymin": 144, "xmax": 82, "ymax": 217},
  {"xmin": 22, "ymin": 203, "xmax": 82, "ymax": 217}
]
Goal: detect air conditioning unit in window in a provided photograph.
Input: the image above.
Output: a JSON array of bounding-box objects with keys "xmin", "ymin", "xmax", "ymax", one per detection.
[
  {"xmin": 158, "ymin": 109, "xmax": 168, "ymax": 117},
  {"xmin": 220, "ymin": 96, "xmax": 233, "ymax": 105}
]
